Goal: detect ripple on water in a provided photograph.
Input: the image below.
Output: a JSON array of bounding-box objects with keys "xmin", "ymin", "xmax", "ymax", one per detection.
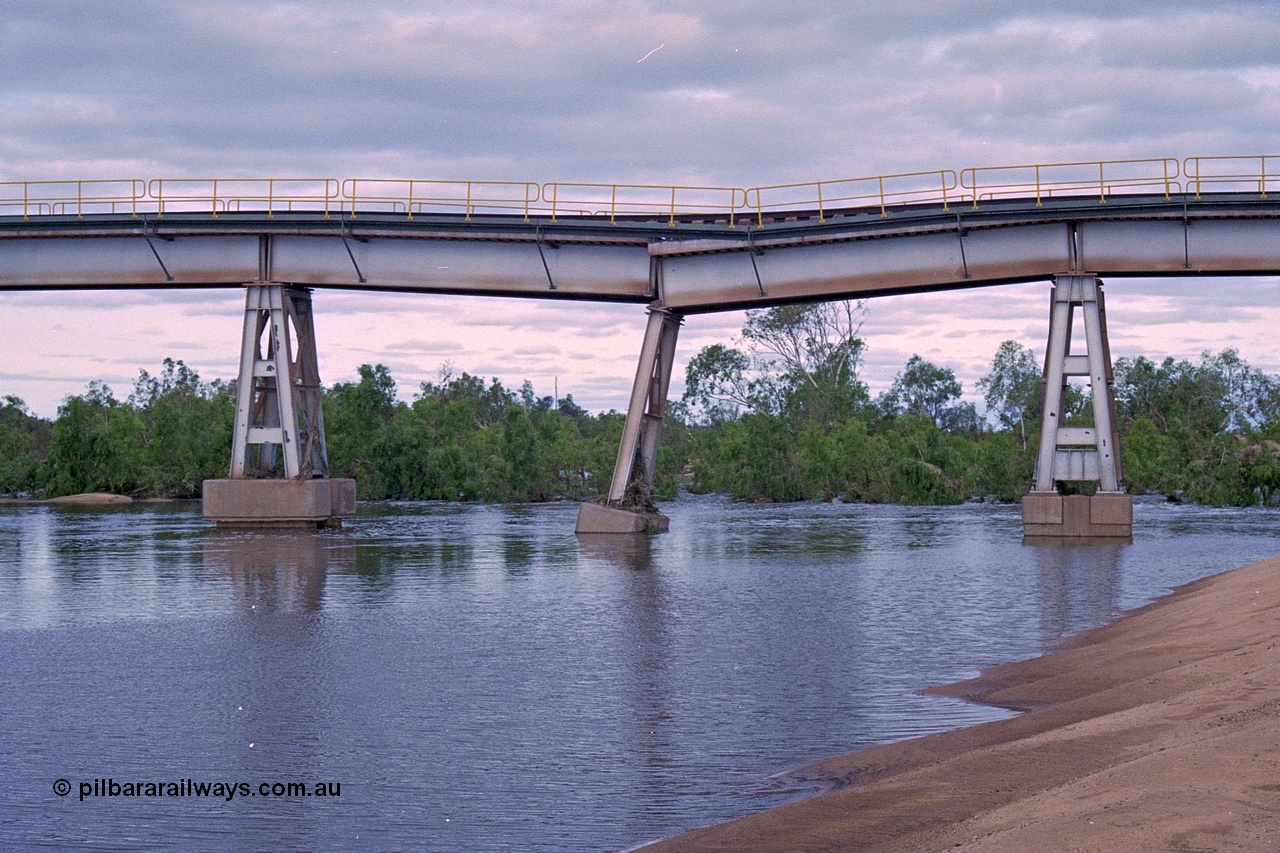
[{"xmin": 2, "ymin": 496, "xmax": 1278, "ymax": 851}]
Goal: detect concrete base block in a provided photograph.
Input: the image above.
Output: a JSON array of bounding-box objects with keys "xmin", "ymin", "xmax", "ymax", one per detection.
[
  {"xmin": 575, "ymin": 502, "xmax": 670, "ymax": 535},
  {"xmin": 203, "ymin": 478, "xmax": 357, "ymax": 528},
  {"xmin": 1022, "ymin": 492, "xmax": 1132, "ymax": 538}
]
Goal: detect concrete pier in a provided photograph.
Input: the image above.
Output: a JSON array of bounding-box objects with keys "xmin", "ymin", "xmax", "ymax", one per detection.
[
  {"xmin": 574, "ymin": 502, "xmax": 669, "ymax": 535},
  {"xmin": 203, "ymin": 478, "xmax": 356, "ymax": 529},
  {"xmin": 1021, "ymin": 492, "xmax": 1132, "ymax": 538}
]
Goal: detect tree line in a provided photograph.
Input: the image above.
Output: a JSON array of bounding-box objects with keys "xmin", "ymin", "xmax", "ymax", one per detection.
[{"xmin": 4, "ymin": 302, "xmax": 1280, "ymax": 507}]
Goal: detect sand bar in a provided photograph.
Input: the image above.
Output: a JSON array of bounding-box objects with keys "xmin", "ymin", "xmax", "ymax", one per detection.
[
  {"xmin": 640, "ymin": 554, "xmax": 1280, "ymax": 852},
  {"xmin": 45, "ymin": 492, "xmax": 134, "ymax": 504}
]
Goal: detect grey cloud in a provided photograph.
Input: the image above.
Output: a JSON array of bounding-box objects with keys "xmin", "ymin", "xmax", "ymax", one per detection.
[
  {"xmin": 6, "ymin": 2, "xmax": 1277, "ymax": 190},
  {"xmin": 381, "ymin": 339, "xmax": 467, "ymax": 355}
]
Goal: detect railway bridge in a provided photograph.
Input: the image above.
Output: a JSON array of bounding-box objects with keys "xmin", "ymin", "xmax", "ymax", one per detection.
[{"xmin": 4, "ymin": 156, "xmax": 1279, "ymax": 536}]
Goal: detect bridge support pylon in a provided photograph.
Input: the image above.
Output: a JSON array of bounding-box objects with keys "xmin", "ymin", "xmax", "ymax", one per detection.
[
  {"xmin": 576, "ymin": 307, "xmax": 682, "ymax": 534},
  {"xmin": 1022, "ymin": 274, "xmax": 1131, "ymax": 538},
  {"xmin": 203, "ymin": 284, "xmax": 355, "ymax": 528}
]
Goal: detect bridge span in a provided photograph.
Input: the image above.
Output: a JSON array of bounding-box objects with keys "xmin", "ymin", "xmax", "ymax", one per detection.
[{"xmin": 3, "ymin": 156, "xmax": 1279, "ymax": 535}]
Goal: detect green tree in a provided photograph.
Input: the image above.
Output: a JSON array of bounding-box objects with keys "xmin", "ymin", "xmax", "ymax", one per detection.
[
  {"xmin": 683, "ymin": 300, "xmax": 869, "ymax": 429},
  {"xmin": 1201, "ymin": 348, "xmax": 1277, "ymax": 432},
  {"xmin": 502, "ymin": 404, "xmax": 542, "ymax": 500},
  {"xmin": 977, "ymin": 340, "xmax": 1044, "ymax": 447},
  {"xmin": 324, "ymin": 363, "xmax": 402, "ymax": 498},
  {"xmin": 743, "ymin": 300, "xmax": 869, "ymax": 429},
  {"xmin": 47, "ymin": 382, "xmax": 146, "ymax": 496},
  {"xmin": 1113, "ymin": 355, "xmax": 1226, "ymax": 435},
  {"xmin": 878, "ymin": 355, "xmax": 963, "ymax": 429},
  {"xmin": 0, "ymin": 396, "xmax": 51, "ymax": 495},
  {"xmin": 129, "ymin": 359, "xmax": 234, "ymax": 497},
  {"xmin": 682, "ymin": 343, "xmax": 759, "ymax": 423},
  {"xmin": 419, "ymin": 366, "xmax": 516, "ymax": 427}
]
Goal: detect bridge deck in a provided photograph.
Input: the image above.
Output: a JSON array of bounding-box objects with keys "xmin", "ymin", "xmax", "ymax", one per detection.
[{"xmin": 2, "ymin": 190, "xmax": 1278, "ymax": 313}]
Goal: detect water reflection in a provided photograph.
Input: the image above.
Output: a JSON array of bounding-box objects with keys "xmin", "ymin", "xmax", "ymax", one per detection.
[
  {"xmin": 577, "ymin": 534, "xmax": 684, "ymax": 817},
  {"xmin": 575, "ymin": 533, "xmax": 654, "ymax": 572},
  {"xmin": 1023, "ymin": 537, "xmax": 1126, "ymax": 644},
  {"xmin": 197, "ymin": 529, "xmax": 361, "ymax": 848},
  {"xmin": 201, "ymin": 529, "xmax": 355, "ymax": 613}
]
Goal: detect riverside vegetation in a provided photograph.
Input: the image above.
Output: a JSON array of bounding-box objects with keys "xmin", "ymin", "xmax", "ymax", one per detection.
[{"xmin": 4, "ymin": 301, "xmax": 1280, "ymax": 507}]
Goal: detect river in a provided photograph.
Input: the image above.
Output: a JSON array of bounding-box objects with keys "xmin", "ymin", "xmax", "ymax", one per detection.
[{"xmin": 2, "ymin": 495, "xmax": 1278, "ymax": 851}]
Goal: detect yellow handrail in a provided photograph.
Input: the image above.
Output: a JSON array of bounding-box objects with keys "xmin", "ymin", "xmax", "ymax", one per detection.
[
  {"xmin": 0, "ymin": 179, "xmax": 144, "ymax": 220},
  {"xmin": 341, "ymin": 179, "xmax": 540, "ymax": 221},
  {"xmin": 745, "ymin": 169, "xmax": 957, "ymax": 226},
  {"xmin": 148, "ymin": 178, "xmax": 339, "ymax": 219},
  {"xmin": 1, "ymin": 157, "xmax": 1276, "ymax": 227},
  {"xmin": 1183, "ymin": 155, "xmax": 1280, "ymax": 200},
  {"xmin": 961, "ymin": 158, "xmax": 1180, "ymax": 209},
  {"xmin": 540, "ymin": 182, "xmax": 748, "ymax": 226}
]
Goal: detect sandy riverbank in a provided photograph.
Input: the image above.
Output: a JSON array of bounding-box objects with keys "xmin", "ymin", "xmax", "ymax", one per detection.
[
  {"xmin": 0, "ymin": 493, "xmax": 181, "ymax": 505},
  {"xmin": 640, "ymin": 554, "xmax": 1280, "ymax": 852}
]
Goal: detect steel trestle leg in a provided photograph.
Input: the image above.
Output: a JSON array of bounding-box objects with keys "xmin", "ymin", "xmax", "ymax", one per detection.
[
  {"xmin": 606, "ymin": 307, "xmax": 682, "ymax": 506},
  {"xmin": 228, "ymin": 284, "xmax": 329, "ymax": 480},
  {"xmin": 1022, "ymin": 274, "xmax": 1131, "ymax": 538}
]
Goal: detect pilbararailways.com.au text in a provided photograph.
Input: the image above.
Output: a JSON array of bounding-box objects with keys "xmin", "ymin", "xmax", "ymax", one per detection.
[{"xmin": 54, "ymin": 778, "xmax": 341, "ymax": 802}]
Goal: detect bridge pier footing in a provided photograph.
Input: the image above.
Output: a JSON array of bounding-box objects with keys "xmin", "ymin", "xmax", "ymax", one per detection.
[
  {"xmin": 203, "ymin": 477, "xmax": 356, "ymax": 529},
  {"xmin": 204, "ymin": 284, "xmax": 355, "ymax": 528},
  {"xmin": 1022, "ymin": 492, "xmax": 1132, "ymax": 538},
  {"xmin": 575, "ymin": 502, "xmax": 670, "ymax": 535},
  {"xmin": 575, "ymin": 306, "xmax": 682, "ymax": 535},
  {"xmin": 1022, "ymin": 274, "xmax": 1131, "ymax": 538}
]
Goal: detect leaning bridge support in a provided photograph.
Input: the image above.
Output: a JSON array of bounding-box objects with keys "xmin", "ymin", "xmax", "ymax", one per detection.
[
  {"xmin": 1022, "ymin": 274, "xmax": 1132, "ymax": 538},
  {"xmin": 203, "ymin": 284, "xmax": 355, "ymax": 528},
  {"xmin": 576, "ymin": 307, "xmax": 682, "ymax": 534}
]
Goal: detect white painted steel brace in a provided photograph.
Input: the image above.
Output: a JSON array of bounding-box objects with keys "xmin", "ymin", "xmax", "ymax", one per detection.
[
  {"xmin": 607, "ymin": 307, "xmax": 682, "ymax": 505},
  {"xmin": 228, "ymin": 284, "xmax": 329, "ymax": 480},
  {"xmin": 1031, "ymin": 274, "xmax": 1123, "ymax": 493}
]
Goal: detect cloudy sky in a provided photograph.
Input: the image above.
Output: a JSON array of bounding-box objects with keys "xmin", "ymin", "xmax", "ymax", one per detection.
[{"xmin": 3, "ymin": 1, "xmax": 1280, "ymax": 417}]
